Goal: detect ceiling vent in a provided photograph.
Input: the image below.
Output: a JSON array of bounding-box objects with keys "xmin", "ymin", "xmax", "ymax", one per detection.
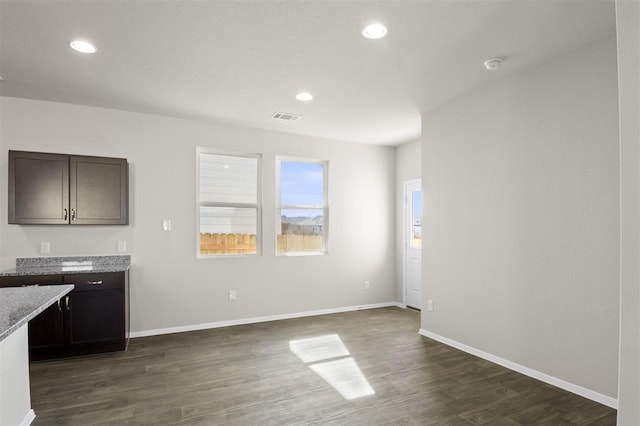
[{"xmin": 271, "ymin": 112, "xmax": 302, "ymax": 122}]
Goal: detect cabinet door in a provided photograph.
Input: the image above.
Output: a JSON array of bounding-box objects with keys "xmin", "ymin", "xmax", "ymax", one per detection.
[
  {"xmin": 29, "ymin": 302, "xmax": 65, "ymax": 360},
  {"xmin": 64, "ymin": 289, "xmax": 126, "ymax": 354},
  {"xmin": 63, "ymin": 272, "xmax": 127, "ymax": 355},
  {"xmin": 25, "ymin": 276, "xmax": 66, "ymax": 358},
  {"xmin": 8, "ymin": 151, "xmax": 69, "ymax": 224},
  {"xmin": 69, "ymin": 156, "xmax": 128, "ymax": 225}
]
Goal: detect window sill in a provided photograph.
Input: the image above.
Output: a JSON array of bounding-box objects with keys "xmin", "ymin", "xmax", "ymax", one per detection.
[{"xmin": 276, "ymin": 251, "xmax": 327, "ymax": 257}]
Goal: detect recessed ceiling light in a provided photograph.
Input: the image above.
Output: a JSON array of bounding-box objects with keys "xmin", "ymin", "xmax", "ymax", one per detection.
[
  {"xmin": 69, "ymin": 40, "xmax": 97, "ymax": 54},
  {"xmin": 484, "ymin": 58, "xmax": 502, "ymax": 71},
  {"xmin": 296, "ymin": 92, "xmax": 313, "ymax": 101},
  {"xmin": 362, "ymin": 23, "xmax": 387, "ymax": 39}
]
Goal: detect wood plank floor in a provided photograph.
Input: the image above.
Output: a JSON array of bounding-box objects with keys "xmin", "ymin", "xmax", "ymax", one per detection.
[{"xmin": 29, "ymin": 307, "xmax": 616, "ymax": 425}]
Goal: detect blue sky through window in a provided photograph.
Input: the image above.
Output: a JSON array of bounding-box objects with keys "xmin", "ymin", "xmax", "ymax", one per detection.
[
  {"xmin": 413, "ymin": 191, "xmax": 422, "ymax": 218},
  {"xmin": 280, "ymin": 161, "xmax": 324, "ymax": 206}
]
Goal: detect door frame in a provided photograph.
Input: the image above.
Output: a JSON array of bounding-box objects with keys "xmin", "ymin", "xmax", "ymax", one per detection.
[{"xmin": 403, "ymin": 178, "xmax": 422, "ymax": 308}]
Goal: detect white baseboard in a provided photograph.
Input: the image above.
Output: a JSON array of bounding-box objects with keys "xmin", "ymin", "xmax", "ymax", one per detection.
[
  {"xmin": 21, "ymin": 409, "xmax": 35, "ymax": 426},
  {"xmin": 419, "ymin": 329, "xmax": 618, "ymax": 409},
  {"xmin": 130, "ymin": 301, "xmax": 403, "ymax": 338}
]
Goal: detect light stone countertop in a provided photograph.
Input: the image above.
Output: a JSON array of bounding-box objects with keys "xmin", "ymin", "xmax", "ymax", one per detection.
[
  {"xmin": 0, "ymin": 255, "xmax": 131, "ymax": 277},
  {"xmin": 0, "ymin": 285, "xmax": 74, "ymax": 342}
]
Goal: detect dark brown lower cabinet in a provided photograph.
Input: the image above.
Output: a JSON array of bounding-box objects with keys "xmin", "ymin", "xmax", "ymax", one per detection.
[
  {"xmin": 28, "ymin": 300, "xmax": 65, "ymax": 355},
  {"xmin": 0, "ymin": 271, "xmax": 129, "ymax": 361},
  {"xmin": 64, "ymin": 283, "xmax": 126, "ymax": 357}
]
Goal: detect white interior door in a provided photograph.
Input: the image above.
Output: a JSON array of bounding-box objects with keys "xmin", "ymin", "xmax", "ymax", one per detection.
[{"xmin": 404, "ymin": 179, "xmax": 422, "ymax": 309}]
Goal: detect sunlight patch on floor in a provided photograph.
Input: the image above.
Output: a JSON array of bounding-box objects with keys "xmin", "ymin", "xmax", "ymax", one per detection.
[
  {"xmin": 290, "ymin": 334, "xmax": 375, "ymax": 400},
  {"xmin": 310, "ymin": 357, "xmax": 375, "ymax": 400},
  {"xmin": 289, "ymin": 334, "xmax": 350, "ymax": 363}
]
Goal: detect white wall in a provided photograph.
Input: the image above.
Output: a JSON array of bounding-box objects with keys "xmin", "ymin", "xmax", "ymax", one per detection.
[
  {"xmin": 616, "ymin": 0, "xmax": 640, "ymax": 423},
  {"xmin": 0, "ymin": 97, "xmax": 398, "ymax": 334},
  {"xmin": 395, "ymin": 139, "xmax": 421, "ymax": 303},
  {"xmin": 421, "ymin": 37, "xmax": 620, "ymax": 401},
  {"xmin": 0, "ymin": 105, "xmax": 3, "ymax": 263}
]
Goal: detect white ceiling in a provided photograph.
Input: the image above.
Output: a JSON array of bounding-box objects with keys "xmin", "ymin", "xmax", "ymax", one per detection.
[{"xmin": 0, "ymin": 1, "xmax": 616, "ymax": 146}]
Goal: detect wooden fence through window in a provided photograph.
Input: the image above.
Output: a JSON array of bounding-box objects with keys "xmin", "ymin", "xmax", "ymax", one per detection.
[
  {"xmin": 277, "ymin": 234, "xmax": 323, "ymax": 253},
  {"xmin": 200, "ymin": 233, "xmax": 256, "ymax": 254},
  {"xmin": 199, "ymin": 233, "xmax": 323, "ymax": 254}
]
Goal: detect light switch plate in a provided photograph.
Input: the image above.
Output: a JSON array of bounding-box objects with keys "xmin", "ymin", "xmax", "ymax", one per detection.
[
  {"xmin": 117, "ymin": 241, "xmax": 127, "ymax": 252},
  {"xmin": 40, "ymin": 242, "xmax": 50, "ymax": 254},
  {"xmin": 163, "ymin": 220, "xmax": 172, "ymax": 231}
]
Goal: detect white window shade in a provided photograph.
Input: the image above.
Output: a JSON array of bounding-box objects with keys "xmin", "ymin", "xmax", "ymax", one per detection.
[
  {"xmin": 200, "ymin": 207, "xmax": 256, "ymax": 234},
  {"xmin": 199, "ymin": 154, "xmax": 257, "ymax": 204}
]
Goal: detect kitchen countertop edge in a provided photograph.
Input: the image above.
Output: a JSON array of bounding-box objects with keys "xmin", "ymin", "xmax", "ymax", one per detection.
[
  {"xmin": 0, "ymin": 255, "xmax": 131, "ymax": 277},
  {"xmin": 0, "ymin": 284, "xmax": 74, "ymax": 343},
  {"xmin": 0, "ymin": 264, "xmax": 131, "ymax": 277}
]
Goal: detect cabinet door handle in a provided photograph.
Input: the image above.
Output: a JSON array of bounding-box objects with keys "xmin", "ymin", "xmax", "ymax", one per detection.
[
  {"xmin": 71, "ymin": 209, "xmax": 76, "ymax": 221},
  {"xmin": 65, "ymin": 296, "xmax": 70, "ymax": 311},
  {"xmin": 87, "ymin": 280, "xmax": 103, "ymax": 285},
  {"xmin": 57, "ymin": 299, "xmax": 62, "ymax": 312},
  {"xmin": 64, "ymin": 208, "xmax": 68, "ymax": 220}
]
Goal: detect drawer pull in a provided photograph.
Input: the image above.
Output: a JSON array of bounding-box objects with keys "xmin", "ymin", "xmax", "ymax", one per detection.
[
  {"xmin": 57, "ymin": 299, "xmax": 62, "ymax": 312},
  {"xmin": 64, "ymin": 208, "xmax": 68, "ymax": 220},
  {"xmin": 71, "ymin": 209, "xmax": 76, "ymax": 221},
  {"xmin": 87, "ymin": 280, "xmax": 103, "ymax": 285},
  {"xmin": 65, "ymin": 296, "xmax": 70, "ymax": 311}
]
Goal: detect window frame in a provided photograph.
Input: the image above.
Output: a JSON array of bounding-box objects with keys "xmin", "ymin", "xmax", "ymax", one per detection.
[
  {"xmin": 275, "ymin": 156, "xmax": 329, "ymax": 256},
  {"xmin": 196, "ymin": 147, "xmax": 262, "ymax": 258}
]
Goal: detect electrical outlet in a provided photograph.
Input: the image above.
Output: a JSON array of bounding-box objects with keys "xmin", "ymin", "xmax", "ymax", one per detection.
[
  {"xmin": 117, "ymin": 241, "xmax": 127, "ymax": 252},
  {"xmin": 163, "ymin": 220, "xmax": 172, "ymax": 231},
  {"xmin": 40, "ymin": 242, "xmax": 50, "ymax": 254},
  {"xmin": 364, "ymin": 280, "xmax": 371, "ymax": 290},
  {"xmin": 427, "ymin": 300, "xmax": 434, "ymax": 312},
  {"xmin": 229, "ymin": 290, "xmax": 237, "ymax": 301}
]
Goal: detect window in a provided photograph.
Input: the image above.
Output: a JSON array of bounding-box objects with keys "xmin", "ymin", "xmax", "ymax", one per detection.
[
  {"xmin": 411, "ymin": 190, "xmax": 423, "ymax": 249},
  {"xmin": 197, "ymin": 148, "xmax": 261, "ymax": 256},
  {"xmin": 276, "ymin": 157, "xmax": 328, "ymax": 255}
]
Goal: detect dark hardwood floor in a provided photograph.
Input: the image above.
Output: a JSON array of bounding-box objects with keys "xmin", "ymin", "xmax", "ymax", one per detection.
[{"xmin": 29, "ymin": 307, "xmax": 616, "ymax": 425}]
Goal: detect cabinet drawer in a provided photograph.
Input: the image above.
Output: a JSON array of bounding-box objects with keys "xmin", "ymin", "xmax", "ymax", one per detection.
[
  {"xmin": 0, "ymin": 274, "xmax": 63, "ymax": 288},
  {"xmin": 64, "ymin": 272, "xmax": 124, "ymax": 291}
]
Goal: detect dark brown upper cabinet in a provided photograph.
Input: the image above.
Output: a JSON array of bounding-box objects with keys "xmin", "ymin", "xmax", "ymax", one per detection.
[{"xmin": 8, "ymin": 150, "xmax": 128, "ymax": 225}]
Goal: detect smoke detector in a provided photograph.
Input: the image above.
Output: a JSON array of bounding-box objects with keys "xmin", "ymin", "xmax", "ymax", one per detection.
[
  {"xmin": 484, "ymin": 58, "xmax": 502, "ymax": 71},
  {"xmin": 271, "ymin": 112, "xmax": 302, "ymax": 122}
]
